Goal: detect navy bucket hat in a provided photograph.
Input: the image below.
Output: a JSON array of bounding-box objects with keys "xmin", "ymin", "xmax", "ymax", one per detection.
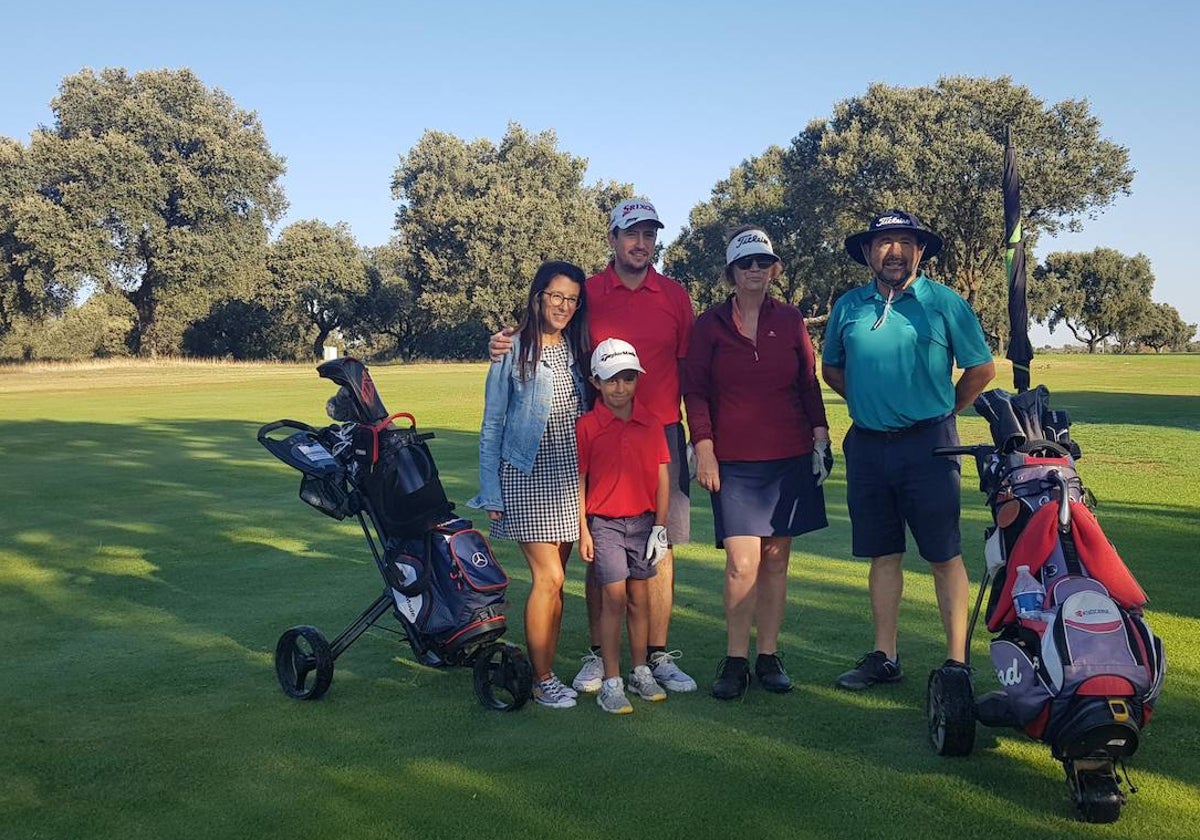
[{"xmin": 844, "ymin": 209, "xmax": 944, "ymax": 265}]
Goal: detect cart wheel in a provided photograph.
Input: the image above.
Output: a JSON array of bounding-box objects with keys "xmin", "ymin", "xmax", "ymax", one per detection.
[
  {"xmin": 1067, "ymin": 761, "xmax": 1123, "ymax": 824},
  {"xmin": 472, "ymin": 643, "xmax": 532, "ymax": 711},
  {"xmin": 275, "ymin": 625, "xmax": 334, "ymax": 700},
  {"xmin": 927, "ymin": 665, "xmax": 975, "ymax": 756}
]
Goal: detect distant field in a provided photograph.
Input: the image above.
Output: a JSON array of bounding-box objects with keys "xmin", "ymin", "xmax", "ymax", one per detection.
[{"xmin": 1, "ymin": 354, "xmax": 1197, "ymax": 840}]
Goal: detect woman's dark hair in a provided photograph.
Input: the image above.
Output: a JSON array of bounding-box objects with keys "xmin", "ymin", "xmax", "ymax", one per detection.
[{"xmin": 515, "ymin": 260, "xmax": 590, "ymax": 380}]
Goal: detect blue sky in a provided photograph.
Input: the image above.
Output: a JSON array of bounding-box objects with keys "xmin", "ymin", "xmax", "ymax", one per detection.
[{"xmin": 3, "ymin": 1, "xmax": 1196, "ymax": 345}]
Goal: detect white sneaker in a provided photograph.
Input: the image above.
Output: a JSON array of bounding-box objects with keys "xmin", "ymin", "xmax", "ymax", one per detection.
[
  {"xmin": 534, "ymin": 676, "xmax": 577, "ymax": 709},
  {"xmin": 649, "ymin": 649, "xmax": 698, "ymax": 692},
  {"xmin": 597, "ymin": 677, "xmax": 633, "ymax": 715},
  {"xmin": 572, "ymin": 650, "xmax": 604, "ymax": 693},
  {"xmin": 627, "ymin": 664, "xmax": 667, "ymax": 702},
  {"xmin": 547, "ymin": 672, "xmax": 578, "ymax": 699}
]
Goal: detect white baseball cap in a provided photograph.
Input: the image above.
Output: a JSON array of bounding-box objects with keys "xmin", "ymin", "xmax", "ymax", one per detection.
[
  {"xmin": 591, "ymin": 337, "xmax": 646, "ymax": 380},
  {"xmin": 725, "ymin": 228, "xmax": 778, "ymax": 266},
  {"xmin": 609, "ymin": 197, "xmax": 664, "ymax": 231}
]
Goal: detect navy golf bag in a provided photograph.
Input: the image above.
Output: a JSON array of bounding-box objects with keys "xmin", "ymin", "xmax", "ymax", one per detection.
[{"xmin": 258, "ymin": 357, "xmax": 532, "ymax": 710}]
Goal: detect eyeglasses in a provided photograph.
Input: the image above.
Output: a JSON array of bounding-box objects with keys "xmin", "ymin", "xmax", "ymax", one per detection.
[
  {"xmin": 540, "ymin": 291, "xmax": 581, "ymax": 309},
  {"xmin": 732, "ymin": 255, "xmax": 778, "ymax": 271}
]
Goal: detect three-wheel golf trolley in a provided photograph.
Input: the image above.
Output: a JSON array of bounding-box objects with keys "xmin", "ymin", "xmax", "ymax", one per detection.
[
  {"xmin": 258, "ymin": 357, "xmax": 534, "ymax": 711},
  {"xmin": 925, "ymin": 386, "xmax": 1164, "ymax": 823}
]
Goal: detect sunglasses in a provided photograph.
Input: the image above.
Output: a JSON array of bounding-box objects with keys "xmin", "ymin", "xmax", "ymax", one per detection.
[
  {"xmin": 732, "ymin": 255, "xmax": 778, "ymax": 271},
  {"xmin": 540, "ymin": 291, "xmax": 581, "ymax": 309}
]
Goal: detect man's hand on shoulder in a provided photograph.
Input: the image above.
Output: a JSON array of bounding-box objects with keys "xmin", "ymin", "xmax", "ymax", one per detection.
[{"xmin": 489, "ymin": 326, "xmax": 516, "ymax": 362}]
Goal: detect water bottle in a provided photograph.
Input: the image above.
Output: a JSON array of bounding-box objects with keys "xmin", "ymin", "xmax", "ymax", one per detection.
[{"xmin": 1011, "ymin": 564, "xmax": 1045, "ymax": 618}]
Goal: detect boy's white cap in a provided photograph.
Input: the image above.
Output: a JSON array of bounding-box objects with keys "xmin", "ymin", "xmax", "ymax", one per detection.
[
  {"xmin": 591, "ymin": 337, "xmax": 645, "ymax": 380},
  {"xmin": 725, "ymin": 228, "xmax": 778, "ymax": 266},
  {"xmin": 609, "ymin": 197, "xmax": 664, "ymax": 231}
]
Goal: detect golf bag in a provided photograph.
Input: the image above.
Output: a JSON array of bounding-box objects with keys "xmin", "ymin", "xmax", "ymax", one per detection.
[
  {"xmin": 928, "ymin": 385, "xmax": 1165, "ymax": 823},
  {"xmin": 258, "ymin": 357, "xmax": 532, "ymax": 710}
]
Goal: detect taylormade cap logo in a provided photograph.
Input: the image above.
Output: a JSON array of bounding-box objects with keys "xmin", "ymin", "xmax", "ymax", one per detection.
[{"xmin": 591, "ymin": 337, "xmax": 646, "ymax": 380}]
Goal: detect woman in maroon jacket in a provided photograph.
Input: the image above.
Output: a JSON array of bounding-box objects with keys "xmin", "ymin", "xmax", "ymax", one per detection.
[{"xmin": 684, "ymin": 226, "xmax": 832, "ymax": 700}]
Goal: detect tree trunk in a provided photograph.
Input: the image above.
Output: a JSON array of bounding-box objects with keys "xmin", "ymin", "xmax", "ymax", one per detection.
[{"xmin": 312, "ymin": 326, "xmax": 331, "ymax": 360}]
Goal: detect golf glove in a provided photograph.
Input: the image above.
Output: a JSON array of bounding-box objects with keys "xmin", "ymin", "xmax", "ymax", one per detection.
[
  {"xmin": 812, "ymin": 440, "xmax": 834, "ymax": 486},
  {"xmin": 645, "ymin": 525, "xmax": 669, "ymax": 566}
]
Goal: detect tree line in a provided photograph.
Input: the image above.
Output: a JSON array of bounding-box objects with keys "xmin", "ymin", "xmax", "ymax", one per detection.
[{"xmin": 1, "ymin": 69, "xmax": 1193, "ymax": 361}]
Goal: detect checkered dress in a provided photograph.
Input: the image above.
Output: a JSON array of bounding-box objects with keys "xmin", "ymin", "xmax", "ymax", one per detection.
[{"xmin": 491, "ymin": 341, "xmax": 582, "ymax": 543}]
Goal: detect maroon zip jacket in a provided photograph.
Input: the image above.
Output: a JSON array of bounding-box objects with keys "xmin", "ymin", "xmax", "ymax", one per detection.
[{"xmin": 684, "ymin": 295, "xmax": 828, "ymax": 462}]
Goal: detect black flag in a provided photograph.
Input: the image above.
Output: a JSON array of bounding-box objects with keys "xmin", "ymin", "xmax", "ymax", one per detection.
[{"xmin": 1004, "ymin": 126, "xmax": 1033, "ymax": 392}]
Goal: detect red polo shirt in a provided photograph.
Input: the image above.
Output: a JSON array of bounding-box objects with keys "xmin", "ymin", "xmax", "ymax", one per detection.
[
  {"xmin": 587, "ymin": 263, "xmax": 694, "ymax": 426},
  {"xmin": 576, "ymin": 399, "xmax": 671, "ymax": 518}
]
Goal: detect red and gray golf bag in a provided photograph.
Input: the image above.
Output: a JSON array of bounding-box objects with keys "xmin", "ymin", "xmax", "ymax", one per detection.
[{"xmin": 929, "ymin": 385, "xmax": 1165, "ymax": 823}]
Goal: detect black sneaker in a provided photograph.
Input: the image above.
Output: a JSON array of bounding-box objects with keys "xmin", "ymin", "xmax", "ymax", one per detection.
[
  {"xmin": 975, "ymin": 690, "xmax": 1020, "ymax": 727},
  {"xmin": 711, "ymin": 656, "xmax": 750, "ymax": 700},
  {"xmin": 834, "ymin": 650, "xmax": 902, "ymax": 691},
  {"xmin": 754, "ymin": 653, "xmax": 793, "ymax": 693}
]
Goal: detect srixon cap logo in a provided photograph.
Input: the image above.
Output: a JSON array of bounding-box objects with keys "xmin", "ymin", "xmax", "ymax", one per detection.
[{"xmin": 621, "ymin": 201, "xmax": 656, "ymax": 217}]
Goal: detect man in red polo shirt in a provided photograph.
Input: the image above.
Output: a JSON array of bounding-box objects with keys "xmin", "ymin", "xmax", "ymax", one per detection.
[{"xmin": 490, "ymin": 197, "xmax": 698, "ymax": 693}]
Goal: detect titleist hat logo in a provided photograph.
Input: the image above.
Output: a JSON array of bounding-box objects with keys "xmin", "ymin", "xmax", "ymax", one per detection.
[{"xmin": 844, "ymin": 208, "xmax": 944, "ymax": 266}]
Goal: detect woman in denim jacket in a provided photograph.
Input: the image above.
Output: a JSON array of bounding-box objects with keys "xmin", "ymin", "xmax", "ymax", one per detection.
[{"xmin": 468, "ymin": 260, "xmax": 590, "ymax": 709}]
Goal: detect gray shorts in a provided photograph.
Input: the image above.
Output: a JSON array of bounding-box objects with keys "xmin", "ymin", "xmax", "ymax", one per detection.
[
  {"xmin": 588, "ymin": 512, "xmax": 658, "ymax": 586},
  {"xmin": 664, "ymin": 422, "xmax": 691, "ymax": 545}
]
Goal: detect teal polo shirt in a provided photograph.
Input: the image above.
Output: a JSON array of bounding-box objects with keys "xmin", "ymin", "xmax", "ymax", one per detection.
[{"xmin": 823, "ymin": 274, "xmax": 992, "ymax": 432}]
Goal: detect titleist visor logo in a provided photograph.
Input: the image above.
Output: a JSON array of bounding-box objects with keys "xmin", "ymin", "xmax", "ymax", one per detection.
[
  {"xmin": 735, "ymin": 232, "xmax": 770, "ymax": 247},
  {"xmin": 873, "ymin": 215, "xmax": 913, "ymax": 229}
]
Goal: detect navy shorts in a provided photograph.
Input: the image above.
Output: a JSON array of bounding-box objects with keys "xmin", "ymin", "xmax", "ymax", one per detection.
[
  {"xmin": 843, "ymin": 415, "xmax": 962, "ymax": 563},
  {"xmin": 710, "ymin": 457, "xmax": 828, "ymax": 549},
  {"xmin": 588, "ymin": 512, "xmax": 658, "ymax": 586},
  {"xmin": 664, "ymin": 423, "xmax": 690, "ymax": 545}
]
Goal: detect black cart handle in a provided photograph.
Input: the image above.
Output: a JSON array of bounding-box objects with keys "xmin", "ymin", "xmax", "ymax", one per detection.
[{"xmin": 257, "ymin": 419, "xmax": 317, "ymax": 445}]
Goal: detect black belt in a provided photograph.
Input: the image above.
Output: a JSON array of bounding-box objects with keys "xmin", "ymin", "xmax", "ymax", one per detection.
[{"xmin": 853, "ymin": 412, "xmax": 953, "ymax": 438}]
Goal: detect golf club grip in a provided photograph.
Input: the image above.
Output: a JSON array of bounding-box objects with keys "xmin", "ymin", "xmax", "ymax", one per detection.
[{"xmin": 932, "ymin": 445, "xmax": 976, "ymax": 457}]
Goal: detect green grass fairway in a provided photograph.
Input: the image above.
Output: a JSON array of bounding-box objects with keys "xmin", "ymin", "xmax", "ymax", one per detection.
[{"xmin": 2, "ymin": 355, "xmax": 1197, "ymax": 840}]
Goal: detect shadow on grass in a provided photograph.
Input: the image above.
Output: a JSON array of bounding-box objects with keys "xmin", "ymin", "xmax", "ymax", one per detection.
[
  {"xmin": 1041, "ymin": 392, "xmax": 1200, "ymax": 432},
  {"xmin": 2, "ymin": 416, "xmax": 1197, "ymax": 839}
]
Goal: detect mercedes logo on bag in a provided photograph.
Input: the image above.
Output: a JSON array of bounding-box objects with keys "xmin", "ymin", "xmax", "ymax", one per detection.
[{"xmin": 470, "ymin": 551, "xmax": 490, "ymax": 568}]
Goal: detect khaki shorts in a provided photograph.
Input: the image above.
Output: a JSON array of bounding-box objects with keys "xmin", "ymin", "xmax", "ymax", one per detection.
[{"xmin": 664, "ymin": 422, "xmax": 691, "ymax": 545}]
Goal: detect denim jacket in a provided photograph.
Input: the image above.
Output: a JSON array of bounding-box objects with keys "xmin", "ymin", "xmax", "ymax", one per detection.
[{"xmin": 467, "ymin": 335, "xmax": 586, "ymax": 512}]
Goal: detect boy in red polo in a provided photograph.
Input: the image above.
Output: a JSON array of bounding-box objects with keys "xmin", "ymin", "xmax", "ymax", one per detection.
[{"xmin": 577, "ymin": 338, "xmax": 672, "ymax": 714}]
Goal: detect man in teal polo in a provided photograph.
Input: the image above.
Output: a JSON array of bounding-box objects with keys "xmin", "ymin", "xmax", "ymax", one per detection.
[{"xmin": 822, "ymin": 210, "xmax": 995, "ymax": 690}]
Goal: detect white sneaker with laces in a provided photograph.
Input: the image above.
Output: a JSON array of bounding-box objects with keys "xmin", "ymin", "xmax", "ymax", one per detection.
[
  {"xmin": 571, "ymin": 650, "xmax": 604, "ymax": 693},
  {"xmin": 534, "ymin": 676, "xmax": 577, "ymax": 709},
  {"xmin": 627, "ymin": 664, "xmax": 667, "ymax": 702},
  {"xmin": 597, "ymin": 677, "xmax": 633, "ymax": 715},
  {"xmin": 547, "ymin": 672, "xmax": 578, "ymax": 699},
  {"xmin": 649, "ymin": 649, "xmax": 698, "ymax": 692}
]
